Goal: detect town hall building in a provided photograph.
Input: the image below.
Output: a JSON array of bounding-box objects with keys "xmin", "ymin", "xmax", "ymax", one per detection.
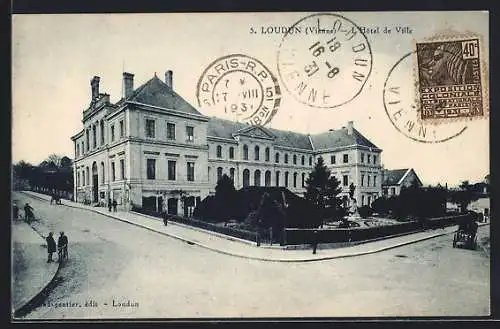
[{"xmin": 71, "ymin": 72, "xmax": 383, "ymax": 216}]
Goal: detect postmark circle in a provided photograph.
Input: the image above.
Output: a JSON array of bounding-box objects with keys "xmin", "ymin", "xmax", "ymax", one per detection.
[
  {"xmin": 383, "ymin": 52, "xmax": 467, "ymax": 143},
  {"xmin": 277, "ymin": 13, "xmax": 373, "ymax": 109},
  {"xmin": 196, "ymin": 54, "xmax": 281, "ymax": 126}
]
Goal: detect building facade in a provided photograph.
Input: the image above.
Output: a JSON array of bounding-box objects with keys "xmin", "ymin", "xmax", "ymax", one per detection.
[
  {"xmin": 71, "ymin": 72, "xmax": 383, "ymax": 216},
  {"xmin": 381, "ymin": 168, "xmax": 423, "ymax": 196}
]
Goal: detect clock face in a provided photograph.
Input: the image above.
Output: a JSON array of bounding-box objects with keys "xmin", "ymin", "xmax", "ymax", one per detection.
[
  {"xmin": 277, "ymin": 13, "xmax": 372, "ymax": 109},
  {"xmin": 383, "ymin": 52, "xmax": 467, "ymax": 143}
]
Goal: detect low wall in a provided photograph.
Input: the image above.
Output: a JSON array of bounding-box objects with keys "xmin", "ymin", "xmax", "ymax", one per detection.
[{"xmin": 284, "ymin": 214, "xmax": 471, "ymax": 245}]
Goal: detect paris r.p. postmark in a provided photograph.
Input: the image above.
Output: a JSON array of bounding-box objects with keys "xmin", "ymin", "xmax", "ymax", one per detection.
[
  {"xmin": 196, "ymin": 54, "xmax": 281, "ymax": 126},
  {"xmin": 277, "ymin": 13, "xmax": 372, "ymax": 109}
]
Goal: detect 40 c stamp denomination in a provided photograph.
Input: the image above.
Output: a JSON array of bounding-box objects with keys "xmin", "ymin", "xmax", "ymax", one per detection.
[
  {"xmin": 196, "ymin": 54, "xmax": 281, "ymax": 126},
  {"xmin": 277, "ymin": 13, "xmax": 372, "ymax": 109}
]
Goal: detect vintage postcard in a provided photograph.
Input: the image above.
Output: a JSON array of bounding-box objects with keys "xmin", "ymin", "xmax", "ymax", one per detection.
[{"xmin": 11, "ymin": 11, "xmax": 490, "ymax": 319}]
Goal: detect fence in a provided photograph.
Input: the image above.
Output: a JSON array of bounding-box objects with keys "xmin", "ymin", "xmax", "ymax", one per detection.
[{"xmin": 284, "ymin": 214, "xmax": 472, "ymax": 245}]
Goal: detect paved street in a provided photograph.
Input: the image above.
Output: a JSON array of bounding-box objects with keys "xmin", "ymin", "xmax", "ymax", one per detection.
[{"xmin": 13, "ymin": 192, "xmax": 490, "ymax": 318}]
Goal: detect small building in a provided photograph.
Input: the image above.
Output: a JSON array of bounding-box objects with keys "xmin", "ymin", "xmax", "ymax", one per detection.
[{"xmin": 382, "ymin": 168, "xmax": 422, "ymax": 197}]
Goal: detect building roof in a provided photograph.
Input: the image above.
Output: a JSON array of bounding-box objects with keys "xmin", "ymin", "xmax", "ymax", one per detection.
[
  {"xmin": 124, "ymin": 75, "xmax": 203, "ymax": 116},
  {"xmin": 382, "ymin": 169, "xmax": 410, "ymax": 186},
  {"xmin": 207, "ymin": 117, "xmax": 378, "ymax": 151}
]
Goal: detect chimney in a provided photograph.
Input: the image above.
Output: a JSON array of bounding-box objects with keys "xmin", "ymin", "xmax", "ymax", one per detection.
[
  {"xmin": 165, "ymin": 70, "xmax": 173, "ymax": 89},
  {"xmin": 347, "ymin": 121, "xmax": 354, "ymax": 135},
  {"xmin": 90, "ymin": 76, "xmax": 100, "ymax": 100},
  {"xmin": 123, "ymin": 72, "xmax": 134, "ymax": 98}
]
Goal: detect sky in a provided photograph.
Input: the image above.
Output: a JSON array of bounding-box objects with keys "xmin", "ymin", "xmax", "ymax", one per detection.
[{"xmin": 12, "ymin": 12, "xmax": 489, "ymax": 186}]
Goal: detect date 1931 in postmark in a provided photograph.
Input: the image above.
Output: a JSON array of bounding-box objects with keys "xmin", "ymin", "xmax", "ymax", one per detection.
[
  {"xmin": 415, "ymin": 37, "xmax": 488, "ymax": 123},
  {"xmin": 277, "ymin": 13, "xmax": 372, "ymax": 109},
  {"xmin": 196, "ymin": 54, "xmax": 281, "ymax": 126}
]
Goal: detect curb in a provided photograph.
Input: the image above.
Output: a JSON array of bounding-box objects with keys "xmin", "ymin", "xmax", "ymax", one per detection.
[
  {"xmin": 13, "ymin": 223, "xmax": 62, "ymax": 318},
  {"xmin": 18, "ymin": 191, "xmax": 480, "ymax": 263}
]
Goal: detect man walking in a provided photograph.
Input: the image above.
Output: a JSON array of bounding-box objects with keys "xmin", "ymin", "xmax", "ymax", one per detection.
[
  {"xmin": 57, "ymin": 231, "xmax": 68, "ymax": 262},
  {"xmin": 312, "ymin": 229, "xmax": 319, "ymax": 254},
  {"xmin": 12, "ymin": 202, "xmax": 19, "ymax": 220},
  {"xmin": 108, "ymin": 198, "xmax": 112, "ymax": 212},
  {"xmin": 46, "ymin": 232, "xmax": 57, "ymax": 263},
  {"xmin": 24, "ymin": 203, "xmax": 34, "ymax": 223},
  {"xmin": 112, "ymin": 199, "xmax": 117, "ymax": 212}
]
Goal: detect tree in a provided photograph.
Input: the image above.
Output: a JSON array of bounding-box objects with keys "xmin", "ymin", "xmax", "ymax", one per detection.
[
  {"xmin": 214, "ymin": 174, "xmax": 237, "ymax": 222},
  {"xmin": 304, "ymin": 156, "xmax": 344, "ymax": 227},
  {"xmin": 45, "ymin": 154, "xmax": 63, "ymax": 167},
  {"xmin": 450, "ymin": 180, "xmax": 479, "ymax": 213}
]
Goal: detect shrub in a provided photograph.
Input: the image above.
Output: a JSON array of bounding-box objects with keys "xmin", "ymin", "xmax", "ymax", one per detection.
[{"xmin": 358, "ymin": 205, "xmax": 373, "ymax": 218}]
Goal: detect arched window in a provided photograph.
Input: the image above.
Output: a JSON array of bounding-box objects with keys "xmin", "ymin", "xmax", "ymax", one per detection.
[
  {"xmin": 285, "ymin": 171, "xmax": 289, "ymax": 187},
  {"xmin": 229, "ymin": 147, "xmax": 234, "ymax": 159},
  {"xmin": 265, "ymin": 147, "xmax": 270, "ymax": 162},
  {"xmin": 275, "ymin": 152, "xmax": 280, "ymax": 163},
  {"xmin": 217, "ymin": 167, "xmax": 223, "ymax": 181},
  {"xmin": 243, "ymin": 169, "xmax": 250, "ymax": 187},
  {"xmin": 284, "ymin": 154, "xmax": 289, "ymax": 164},
  {"xmin": 302, "ymin": 172, "xmax": 306, "ymax": 187},
  {"xmin": 243, "ymin": 145, "xmax": 249, "ymax": 160},
  {"xmin": 101, "ymin": 162, "xmax": 105, "ymax": 183},
  {"xmin": 254, "ymin": 170, "xmax": 261, "ymax": 186},
  {"xmin": 293, "ymin": 154, "xmax": 297, "ymax": 165},
  {"xmin": 254, "ymin": 145, "xmax": 260, "ymax": 161},
  {"xmin": 293, "ymin": 172, "xmax": 297, "ymax": 188},
  {"xmin": 265, "ymin": 170, "xmax": 271, "ymax": 186},
  {"xmin": 216, "ymin": 145, "xmax": 222, "ymax": 158},
  {"xmin": 276, "ymin": 171, "xmax": 280, "ymax": 186},
  {"xmin": 229, "ymin": 168, "xmax": 235, "ymax": 182},
  {"xmin": 301, "ymin": 155, "xmax": 305, "ymax": 165}
]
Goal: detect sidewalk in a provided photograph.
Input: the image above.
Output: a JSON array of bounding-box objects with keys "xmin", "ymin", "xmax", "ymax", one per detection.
[
  {"xmin": 21, "ymin": 191, "xmax": 489, "ymax": 262},
  {"xmin": 11, "ymin": 219, "xmax": 60, "ymax": 317}
]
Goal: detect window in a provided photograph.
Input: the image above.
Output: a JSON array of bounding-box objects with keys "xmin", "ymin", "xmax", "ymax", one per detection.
[
  {"xmin": 168, "ymin": 160, "xmax": 176, "ymax": 180},
  {"xmin": 254, "ymin": 145, "xmax": 260, "ymax": 161},
  {"xmin": 331, "ymin": 155, "xmax": 336, "ymax": 164},
  {"xmin": 100, "ymin": 121, "xmax": 105, "ymax": 145},
  {"xmin": 265, "ymin": 170, "xmax": 271, "ymax": 186},
  {"xmin": 361, "ymin": 153, "xmax": 365, "ymax": 163},
  {"xmin": 373, "ymin": 155, "xmax": 377, "ymax": 164},
  {"xmin": 217, "ymin": 145, "xmax": 222, "ymax": 158},
  {"xmin": 120, "ymin": 159, "xmax": 125, "ymax": 179},
  {"xmin": 119, "ymin": 120, "xmax": 124, "ymax": 137},
  {"xmin": 111, "ymin": 125, "xmax": 115, "ymax": 142},
  {"xmin": 217, "ymin": 167, "xmax": 223, "ymax": 181},
  {"xmin": 265, "ymin": 147, "xmax": 270, "ymax": 162},
  {"xmin": 167, "ymin": 123, "xmax": 176, "ymax": 140},
  {"xmin": 230, "ymin": 168, "xmax": 235, "ymax": 182},
  {"xmin": 276, "ymin": 171, "xmax": 280, "ymax": 186},
  {"xmin": 275, "ymin": 152, "xmax": 280, "ymax": 163},
  {"xmin": 146, "ymin": 119, "xmax": 155, "ymax": 138},
  {"xmin": 82, "ymin": 171, "xmax": 85, "ymax": 186},
  {"xmin": 101, "ymin": 162, "xmax": 105, "ymax": 183},
  {"xmin": 361, "ymin": 174, "xmax": 365, "ymax": 186},
  {"xmin": 81, "ymin": 142, "xmax": 85, "ymax": 154},
  {"xmin": 374, "ymin": 175, "xmax": 377, "ymax": 187},
  {"xmin": 254, "ymin": 170, "xmax": 261, "ymax": 186},
  {"xmin": 343, "ymin": 154, "xmax": 348, "ymax": 163},
  {"xmin": 301, "ymin": 155, "xmax": 305, "ymax": 165},
  {"xmin": 146, "ymin": 159, "xmax": 156, "ymax": 180},
  {"xmin": 208, "ymin": 167, "xmax": 211, "ymax": 182},
  {"xmin": 187, "ymin": 162, "xmax": 195, "ymax": 181},
  {"xmin": 92, "ymin": 125, "xmax": 97, "ymax": 148},
  {"xmin": 86, "ymin": 129, "xmax": 89, "ymax": 151},
  {"xmin": 76, "ymin": 144, "xmax": 80, "ymax": 157},
  {"xmin": 302, "ymin": 173, "xmax": 306, "ymax": 187},
  {"xmin": 229, "ymin": 147, "xmax": 234, "ymax": 159},
  {"xmin": 367, "ymin": 175, "xmax": 371, "ymax": 187},
  {"xmin": 243, "ymin": 169, "xmax": 250, "ymax": 187},
  {"xmin": 86, "ymin": 167, "xmax": 90, "ymax": 185},
  {"xmin": 367, "ymin": 154, "xmax": 371, "ymax": 164},
  {"xmin": 361, "ymin": 195, "xmax": 365, "ymax": 206},
  {"xmin": 293, "ymin": 155, "xmax": 297, "ymax": 165},
  {"xmin": 243, "ymin": 145, "xmax": 249, "ymax": 160},
  {"xmin": 111, "ymin": 162, "xmax": 116, "ymax": 181},
  {"xmin": 309, "ymin": 156, "xmax": 313, "ymax": 166},
  {"xmin": 186, "ymin": 126, "xmax": 194, "ymax": 142},
  {"xmin": 293, "ymin": 172, "xmax": 297, "ymax": 188},
  {"xmin": 285, "ymin": 172, "xmax": 289, "ymax": 187},
  {"xmin": 390, "ymin": 187, "xmax": 396, "ymax": 195},
  {"xmin": 284, "ymin": 154, "xmax": 289, "ymax": 164},
  {"xmin": 343, "ymin": 175, "xmax": 348, "ymax": 186}
]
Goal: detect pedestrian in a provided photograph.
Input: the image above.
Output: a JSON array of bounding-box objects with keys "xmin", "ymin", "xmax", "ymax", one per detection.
[
  {"xmin": 163, "ymin": 211, "xmax": 168, "ymax": 226},
  {"xmin": 12, "ymin": 202, "xmax": 19, "ymax": 220},
  {"xmin": 112, "ymin": 199, "xmax": 117, "ymax": 212},
  {"xmin": 57, "ymin": 231, "xmax": 69, "ymax": 262},
  {"xmin": 108, "ymin": 198, "xmax": 112, "ymax": 212},
  {"xmin": 24, "ymin": 203, "xmax": 34, "ymax": 223},
  {"xmin": 46, "ymin": 232, "xmax": 57, "ymax": 263},
  {"xmin": 312, "ymin": 229, "xmax": 318, "ymax": 254}
]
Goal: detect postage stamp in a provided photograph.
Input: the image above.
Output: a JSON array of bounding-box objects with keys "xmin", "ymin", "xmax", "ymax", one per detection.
[
  {"xmin": 383, "ymin": 51, "xmax": 468, "ymax": 143},
  {"xmin": 414, "ymin": 36, "xmax": 488, "ymax": 123},
  {"xmin": 277, "ymin": 13, "xmax": 372, "ymax": 109},
  {"xmin": 196, "ymin": 54, "xmax": 281, "ymax": 126}
]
